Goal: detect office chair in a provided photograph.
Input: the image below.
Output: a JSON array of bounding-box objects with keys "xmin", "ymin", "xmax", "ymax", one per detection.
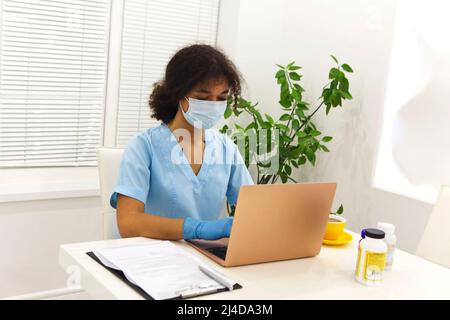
[
  {"xmin": 416, "ymin": 185, "xmax": 450, "ymax": 268},
  {"xmin": 96, "ymin": 147, "xmax": 124, "ymax": 240}
]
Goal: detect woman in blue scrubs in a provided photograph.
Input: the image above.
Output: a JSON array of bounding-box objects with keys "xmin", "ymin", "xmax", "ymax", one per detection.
[{"xmin": 110, "ymin": 44, "xmax": 254, "ymax": 241}]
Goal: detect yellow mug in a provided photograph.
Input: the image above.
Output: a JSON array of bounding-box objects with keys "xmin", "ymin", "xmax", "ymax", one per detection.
[{"xmin": 324, "ymin": 214, "xmax": 346, "ymax": 241}]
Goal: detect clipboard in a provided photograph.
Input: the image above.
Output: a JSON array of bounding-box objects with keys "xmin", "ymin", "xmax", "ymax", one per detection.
[{"xmin": 86, "ymin": 251, "xmax": 242, "ymax": 300}]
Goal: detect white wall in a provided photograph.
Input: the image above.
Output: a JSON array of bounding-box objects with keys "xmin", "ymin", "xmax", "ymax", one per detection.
[
  {"xmin": 0, "ymin": 169, "xmax": 102, "ymax": 298},
  {"xmin": 0, "ymin": 196, "xmax": 101, "ymax": 298},
  {"xmin": 220, "ymin": 0, "xmax": 434, "ymax": 253},
  {"xmin": 374, "ymin": 0, "xmax": 450, "ymax": 204},
  {"xmin": 0, "ymin": 195, "xmax": 102, "ymax": 298}
]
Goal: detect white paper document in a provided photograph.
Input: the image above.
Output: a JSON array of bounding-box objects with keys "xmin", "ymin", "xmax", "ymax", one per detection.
[{"xmin": 93, "ymin": 241, "xmax": 235, "ymax": 300}]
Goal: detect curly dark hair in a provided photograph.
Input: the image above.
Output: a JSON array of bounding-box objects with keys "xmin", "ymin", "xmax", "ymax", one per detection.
[{"xmin": 149, "ymin": 44, "xmax": 242, "ymax": 124}]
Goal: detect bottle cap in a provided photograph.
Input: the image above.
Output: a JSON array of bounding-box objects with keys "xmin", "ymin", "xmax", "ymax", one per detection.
[
  {"xmin": 365, "ymin": 228, "xmax": 385, "ymax": 239},
  {"xmin": 361, "ymin": 229, "xmax": 366, "ymax": 239},
  {"xmin": 377, "ymin": 222, "xmax": 395, "ymax": 235}
]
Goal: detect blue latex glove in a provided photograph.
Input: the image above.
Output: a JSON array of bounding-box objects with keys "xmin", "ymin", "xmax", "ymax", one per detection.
[{"xmin": 182, "ymin": 217, "xmax": 233, "ymax": 240}]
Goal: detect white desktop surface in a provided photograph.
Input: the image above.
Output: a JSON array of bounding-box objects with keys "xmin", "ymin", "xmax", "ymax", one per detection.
[{"xmin": 59, "ymin": 232, "xmax": 450, "ymax": 300}]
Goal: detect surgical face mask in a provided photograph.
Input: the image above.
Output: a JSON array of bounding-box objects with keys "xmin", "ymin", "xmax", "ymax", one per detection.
[{"xmin": 179, "ymin": 96, "xmax": 227, "ymax": 129}]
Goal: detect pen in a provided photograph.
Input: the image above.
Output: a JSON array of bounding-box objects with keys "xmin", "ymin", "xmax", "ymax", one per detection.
[
  {"xmin": 198, "ymin": 265, "xmax": 235, "ymax": 291},
  {"xmin": 179, "ymin": 286, "xmax": 219, "ymax": 299}
]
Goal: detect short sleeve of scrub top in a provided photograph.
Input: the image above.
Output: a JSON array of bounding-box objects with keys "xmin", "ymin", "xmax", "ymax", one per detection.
[{"xmin": 110, "ymin": 124, "xmax": 254, "ymax": 221}]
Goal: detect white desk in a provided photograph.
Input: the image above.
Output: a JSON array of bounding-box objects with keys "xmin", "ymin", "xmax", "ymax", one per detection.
[{"xmin": 59, "ymin": 232, "xmax": 450, "ymax": 300}]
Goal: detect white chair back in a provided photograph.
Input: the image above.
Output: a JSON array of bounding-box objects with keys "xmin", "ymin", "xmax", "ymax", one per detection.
[
  {"xmin": 416, "ymin": 185, "xmax": 450, "ymax": 268},
  {"xmin": 97, "ymin": 147, "xmax": 124, "ymax": 239}
]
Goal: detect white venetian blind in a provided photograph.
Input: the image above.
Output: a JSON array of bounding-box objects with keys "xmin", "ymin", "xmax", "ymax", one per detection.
[
  {"xmin": 0, "ymin": 0, "xmax": 110, "ymax": 167},
  {"xmin": 116, "ymin": 0, "xmax": 220, "ymax": 147}
]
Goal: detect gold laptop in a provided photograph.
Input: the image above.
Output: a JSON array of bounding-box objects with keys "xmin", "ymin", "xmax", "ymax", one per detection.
[{"xmin": 187, "ymin": 182, "xmax": 336, "ymax": 267}]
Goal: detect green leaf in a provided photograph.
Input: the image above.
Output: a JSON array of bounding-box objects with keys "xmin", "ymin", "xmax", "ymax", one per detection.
[
  {"xmin": 329, "ymin": 68, "xmax": 340, "ymax": 80},
  {"xmin": 340, "ymin": 91, "xmax": 353, "ymax": 100},
  {"xmin": 280, "ymin": 134, "xmax": 291, "ymax": 144},
  {"xmin": 245, "ymin": 122, "xmax": 257, "ymax": 131},
  {"xmin": 219, "ymin": 124, "xmax": 229, "ymax": 134},
  {"xmin": 276, "ymin": 63, "xmax": 285, "ymax": 69},
  {"xmin": 232, "ymin": 108, "xmax": 243, "ymax": 116},
  {"xmin": 248, "ymin": 106, "xmax": 264, "ymax": 125},
  {"xmin": 297, "ymin": 156, "xmax": 307, "ymax": 165},
  {"xmin": 289, "ymin": 72, "xmax": 301, "ymax": 81},
  {"xmin": 320, "ymin": 145, "xmax": 330, "ymax": 152},
  {"xmin": 295, "ymin": 108, "xmax": 305, "ymax": 119},
  {"xmin": 330, "ymin": 89, "xmax": 341, "ymax": 107},
  {"xmin": 326, "ymin": 104, "xmax": 332, "ymax": 115},
  {"xmin": 322, "ymin": 136, "xmax": 333, "ymax": 142},
  {"xmin": 297, "ymin": 103, "xmax": 308, "ymax": 113},
  {"xmin": 296, "ymin": 131, "xmax": 307, "ymax": 138},
  {"xmin": 310, "ymin": 130, "xmax": 322, "ymax": 137},
  {"xmin": 304, "ymin": 148, "xmax": 316, "ymax": 166},
  {"xmin": 284, "ymin": 165, "xmax": 292, "ymax": 175},
  {"xmin": 238, "ymin": 98, "xmax": 252, "ymax": 109},
  {"xmin": 330, "ymin": 79, "xmax": 338, "ymax": 90},
  {"xmin": 336, "ymin": 205, "xmax": 344, "ymax": 215},
  {"xmin": 339, "ymin": 77, "xmax": 349, "ymax": 92},
  {"xmin": 279, "ymin": 99, "xmax": 292, "ymax": 109},
  {"xmin": 291, "ymin": 90, "xmax": 301, "ymax": 102},
  {"xmin": 261, "ymin": 121, "xmax": 272, "ymax": 130},
  {"xmin": 279, "ymin": 83, "xmax": 292, "ymax": 108},
  {"xmin": 265, "ymin": 113, "xmax": 274, "ymax": 124},
  {"xmin": 287, "ymin": 147, "xmax": 301, "ymax": 158},
  {"xmin": 275, "ymin": 69, "xmax": 285, "ymax": 78},
  {"xmin": 280, "ymin": 173, "xmax": 288, "ymax": 184},
  {"xmin": 280, "ymin": 113, "xmax": 291, "ymax": 121},
  {"xmin": 293, "ymin": 83, "xmax": 305, "ymax": 93},
  {"xmin": 342, "ymin": 64, "xmax": 353, "ymax": 73},
  {"xmin": 292, "ymin": 119, "xmax": 300, "ymax": 131},
  {"xmin": 224, "ymin": 105, "xmax": 233, "ymax": 119},
  {"xmin": 330, "ymin": 55, "xmax": 339, "ymax": 65},
  {"xmin": 322, "ymin": 88, "xmax": 331, "ymax": 102},
  {"xmin": 288, "ymin": 65, "xmax": 302, "ymax": 71},
  {"xmin": 275, "ymin": 123, "xmax": 289, "ymax": 131}
]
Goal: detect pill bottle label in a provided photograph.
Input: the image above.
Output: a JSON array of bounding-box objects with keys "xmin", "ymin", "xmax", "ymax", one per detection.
[
  {"xmin": 355, "ymin": 245, "xmax": 362, "ymax": 277},
  {"xmin": 386, "ymin": 244, "xmax": 395, "ymax": 267},
  {"xmin": 363, "ymin": 251, "xmax": 386, "ymax": 282}
]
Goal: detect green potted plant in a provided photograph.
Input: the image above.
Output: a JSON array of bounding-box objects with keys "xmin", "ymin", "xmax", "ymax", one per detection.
[{"xmin": 220, "ymin": 55, "xmax": 354, "ymax": 216}]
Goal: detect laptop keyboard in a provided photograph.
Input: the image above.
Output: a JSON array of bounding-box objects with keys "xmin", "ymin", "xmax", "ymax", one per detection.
[{"xmin": 205, "ymin": 246, "xmax": 228, "ymax": 260}]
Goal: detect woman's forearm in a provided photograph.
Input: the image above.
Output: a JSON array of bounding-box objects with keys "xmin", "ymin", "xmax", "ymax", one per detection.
[
  {"xmin": 115, "ymin": 195, "xmax": 232, "ymax": 241},
  {"xmin": 116, "ymin": 194, "xmax": 184, "ymax": 240},
  {"xmin": 117, "ymin": 210, "xmax": 184, "ymax": 240}
]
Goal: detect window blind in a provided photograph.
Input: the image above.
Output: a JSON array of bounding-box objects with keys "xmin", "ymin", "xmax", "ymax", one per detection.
[
  {"xmin": 0, "ymin": 0, "xmax": 110, "ymax": 167},
  {"xmin": 116, "ymin": 0, "xmax": 220, "ymax": 147}
]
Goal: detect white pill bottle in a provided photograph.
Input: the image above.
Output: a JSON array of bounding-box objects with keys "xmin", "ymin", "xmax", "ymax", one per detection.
[
  {"xmin": 377, "ymin": 222, "xmax": 396, "ymax": 270},
  {"xmin": 355, "ymin": 228, "xmax": 387, "ymax": 286}
]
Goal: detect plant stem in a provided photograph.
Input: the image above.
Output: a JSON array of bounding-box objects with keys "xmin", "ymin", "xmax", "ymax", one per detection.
[
  {"xmin": 272, "ymin": 100, "xmax": 326, "ymax": 184},
  {"xmin": 284, "ymin": 100, "xmax": 325, "ymax": 149},
  {"xmin": 298, "ymin": 101, "xmax": 324, "ymax": 132},
  {"xmin": 256, "ymin": 165, "xmax": 260, "ymax": 183}
]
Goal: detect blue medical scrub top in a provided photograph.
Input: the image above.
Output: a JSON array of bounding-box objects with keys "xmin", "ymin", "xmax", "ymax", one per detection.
[{"xmin": 110, "ymin": 123, "xmax": 254, "ymax": 220}]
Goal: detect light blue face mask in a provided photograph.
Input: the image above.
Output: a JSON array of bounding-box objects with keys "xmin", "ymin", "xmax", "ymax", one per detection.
[{"xmin": 179, "ymin": 97, "xmax": 227, "ymax": 129}]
